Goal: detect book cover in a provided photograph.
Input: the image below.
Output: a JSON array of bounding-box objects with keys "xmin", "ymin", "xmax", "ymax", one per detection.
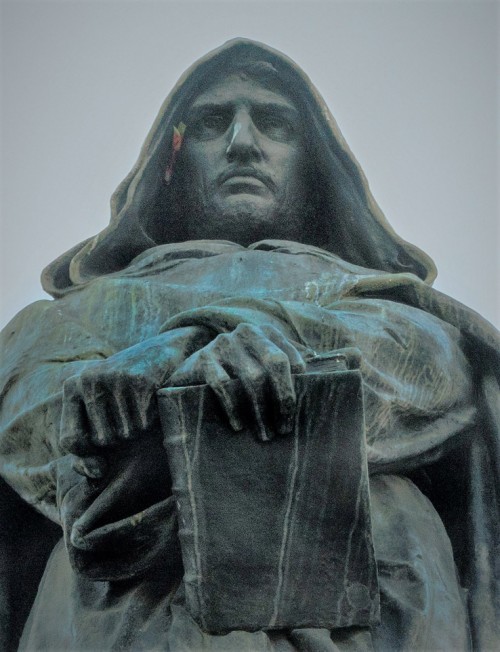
[{"xmin": 158, "ymin": 367, "xmax": 379, "ymax": 633}]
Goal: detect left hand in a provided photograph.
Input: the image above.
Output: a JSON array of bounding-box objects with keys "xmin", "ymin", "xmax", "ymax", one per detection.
[{"xmin": 168, "ymin": 323, "xmax": 306, "ymax": 440}]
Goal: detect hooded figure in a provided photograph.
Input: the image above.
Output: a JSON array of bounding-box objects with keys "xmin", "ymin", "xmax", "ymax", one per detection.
[{"xmin": 0, "ymin": 39, "xmax": 498, "ymax": 651}]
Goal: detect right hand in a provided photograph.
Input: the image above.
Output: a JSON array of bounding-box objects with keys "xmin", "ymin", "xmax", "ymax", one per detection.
[
  {"xmin": 168, "ymin": 323, "xmax": 306, "ymax": 440},
  {"xmin": 59, "ymin": 327, "xmax": 210, "ymax": 466}
]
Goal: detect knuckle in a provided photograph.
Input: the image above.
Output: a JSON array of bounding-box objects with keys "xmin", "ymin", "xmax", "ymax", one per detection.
[
  {"xmin": 92, "ymin": 430, "xmax": 110, "ymax": 446},
  {"xmin": 60, "ymin": 433, "xmax": 82, "ymax": 455},
  {"xmin": 80, "ymin": 375, "xmax": 95, "ymax": 395},
  {"xmin": 63, "ymin": 375, "xmax": 80, "ymax": 396},
  {"xmin": 246, "ymin": 367, "xmax": 263, "ymax": 384},
  {"xmin": 268, "ymin": 348, "xmax": 287, "ymax": 363},
  {"xmin": 236, "ymin": 323, "xmax": 259, "ymax": 338},
  {"xmin": 206, "ymin": 363, "xmax": 230, "ymax": 387},
  {"xmin": 212, "ymin": 334, "xmax": 232, "ymax": 355},
  {"xmin": 119, "ymin": 427, "xmax": 133, "ymax": 441},
  {"xmin": 197, "ymin": 349, "xmax": 214, "ymax": 367},
  {"xmin": 263, "ymin": 324, "xmax": 281, "ymax": 339},
  {"xmin": 291, "ymin": 358, "xmax": 306, "ymax": 373},
  {"xmin": 214, "ymin": 333, "xmax": 231, "ymax": 346},
  {"xmin": 280, "ymin": 393, "xmax": 295, "ymax": 412},
  {"xmin": 267, "ymin": 351, "xmax": 289, "ymax": 371}
]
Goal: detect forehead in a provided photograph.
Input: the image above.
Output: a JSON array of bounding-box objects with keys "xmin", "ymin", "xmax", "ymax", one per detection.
[{"xmin": 188, "ymin": 74, "xmax": 298, "ymax": 114}]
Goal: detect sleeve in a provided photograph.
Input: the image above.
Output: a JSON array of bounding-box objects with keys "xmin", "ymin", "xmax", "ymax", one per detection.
[
  {"xmin": 0, "ymin": 298, "xmax": 208, "ymax": 583},
  {"xmin": 289, "ymin": 296, "xmax": 477, "ymax": 473},
  {"xmin": 161, "ymin": 294, "xmax": 477, "ymax": 474},
  {"xmin": 0, "ymin": 300, "xmax": 115, "ymax": 522}
]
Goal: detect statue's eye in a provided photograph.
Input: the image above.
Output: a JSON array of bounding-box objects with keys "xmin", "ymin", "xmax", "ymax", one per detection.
[
  {"xmin": 195, "ymin": 112, "xmax": 230, "ymax": 138},
  {"xmin": 202, "ymin": 114, "xmax": 226, "ymax": 129},
  {"xmin": 254, "ymin": 111, "xmax": 295, "ymax": 141}
]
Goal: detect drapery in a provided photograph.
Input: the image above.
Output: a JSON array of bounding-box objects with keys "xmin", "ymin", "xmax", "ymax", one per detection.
[{"xmin": 2, "ymin": 242, "xmax": 498, "ymax": 649}]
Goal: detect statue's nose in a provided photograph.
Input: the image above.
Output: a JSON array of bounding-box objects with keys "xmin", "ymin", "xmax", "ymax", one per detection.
[{"xmin": 226, "ymin": 113, "xmax": 260, "ymax": 161}]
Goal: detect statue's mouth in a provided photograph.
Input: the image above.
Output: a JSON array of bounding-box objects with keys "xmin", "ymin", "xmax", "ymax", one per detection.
[{"xmin": 219, "ymin": 167, "xmax": 275, "ymax": 192}]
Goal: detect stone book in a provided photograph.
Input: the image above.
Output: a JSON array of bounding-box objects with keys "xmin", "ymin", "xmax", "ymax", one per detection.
[{"xmin": 158, "ymin": 364, "xmax": 379, "ymax": 633}]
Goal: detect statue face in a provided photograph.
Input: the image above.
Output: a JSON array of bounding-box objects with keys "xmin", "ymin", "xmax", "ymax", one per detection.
[{"xmin": 179, "ymin": 74, "xmax": 310, "ymax": 245}]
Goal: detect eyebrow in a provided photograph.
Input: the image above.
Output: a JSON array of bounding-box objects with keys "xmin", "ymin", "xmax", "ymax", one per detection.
[{"xmin": 187, "ymin": 100, "xmax": 300, "ymax": 121}]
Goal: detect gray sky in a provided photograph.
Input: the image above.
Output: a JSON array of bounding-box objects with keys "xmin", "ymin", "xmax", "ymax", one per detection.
[{"xmin": 1, "ymin": 0, "xmax": 498, "ymax": 329}]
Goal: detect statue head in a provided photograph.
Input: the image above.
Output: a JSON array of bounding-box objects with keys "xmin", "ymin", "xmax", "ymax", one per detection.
[
  {"xmin": 42, "ymin": 39, "xmax": 436, "ymax": 296},
  {"xmin": 173, "ymin": 73, "xmax": 307, "ymax": 246},
  {"xmin": 167, "ymin": 60, "xmax": 320, "ymax": 247}
]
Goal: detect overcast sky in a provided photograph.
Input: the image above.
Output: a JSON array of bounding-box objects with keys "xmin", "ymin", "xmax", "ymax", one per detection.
[{"xmin": 1, "ymin": 0, "xmax": 498, "ymax": 329}]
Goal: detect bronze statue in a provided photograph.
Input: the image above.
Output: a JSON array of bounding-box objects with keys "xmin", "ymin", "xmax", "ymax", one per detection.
[{"xmin": 1, "ymin": 39, "xmax": 498, "ymax": 651}]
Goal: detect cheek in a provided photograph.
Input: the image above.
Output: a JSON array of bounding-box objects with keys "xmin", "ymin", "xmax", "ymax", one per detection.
[
  {"xmin": 276, "ymin": 152, "xmax": 307, "ymax": 193},
  {"xmin": 183, "ymin": 145, "xmax": 224, "ymax": 193}
]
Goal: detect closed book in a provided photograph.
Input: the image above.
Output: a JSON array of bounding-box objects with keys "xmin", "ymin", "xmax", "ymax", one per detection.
[{"xmin": 158, "ymin": 367, "xmax": 379, "ymax": 633}]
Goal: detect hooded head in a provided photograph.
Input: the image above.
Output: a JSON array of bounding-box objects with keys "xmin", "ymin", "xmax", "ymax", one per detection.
[
  {"xmin": 165, "ymin": 62, "xmax": 317, "ymax": 248},
  {"xmin": 42, "ymin": 38, "xmax": 436, "ymax": 297}
]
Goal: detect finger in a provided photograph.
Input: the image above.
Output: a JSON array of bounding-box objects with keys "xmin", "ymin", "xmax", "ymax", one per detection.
[
  {"xmin": 107, "ymin": 384, "xmax": 137, "ymax": 442},
  {"xmin": 81, "ymin": 376, "xmax": 119, "ymax": 447},
  {"xmin": 266, "ymin": 352, "xmax": 297, "ymax": 435},
  {"xmin": 205, "ymin": 332, "xmax": 275, "ymax": 435},
  {"xmin": 238, "ymin": 369, "xmax": 271, "ymax": 441},
  {"xmin": 215, "ymin": 340, "xmax": 270, "ymax": 439},
  {"xmin": 214, "ymin": 328, "xmax": 271, "ymax": 438},
  {"xmin": 114, "ymin": 384, "xmax": 158, "ymax": 440},
  {"xmin": 197, "ymin": 350, "xmax": 245, "ymax": 432},
  {"xmin": 60, "ymin": 379, "xmax": 93, "ymax": 455},
  {"xmin": 72, "ymin": 455, "xmax": 108, "ymax": 480},
  {"xmin": 168, "ymin": 346, "xmax": 213, "ymax": 387},
  {"xmin": 169, "ymin": 347, "xmax": 243, "ymax": 431},
  {"xmin": 249, "ymin": 339, "xmax": 296, "ymax": 436},
  {"xmin": 234, "ymin": 325, "xmax": 297, "ymax": 436},
  {"xmin": 82, "ymin": 375, "xmax": 145, "ymax": 446},
  {"xmin": 261, "ymin": 325, "xmax": 306, "ymax": 374},
  {"xmin": 132, "ymin": 375, "xmax": 157, "ymax": 431},
  {"xmin": 233, "ymin": 323, "xmax": 300, "ymax": 366}
]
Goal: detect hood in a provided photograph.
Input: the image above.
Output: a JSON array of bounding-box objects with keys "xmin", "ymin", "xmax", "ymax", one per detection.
[{"xmin": 41, "ymin": 38, "xmax": 436, "ymax": 298}]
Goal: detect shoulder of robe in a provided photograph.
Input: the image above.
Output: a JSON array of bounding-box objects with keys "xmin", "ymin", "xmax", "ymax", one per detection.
[{"xmin": 1, "ymin": 298, "xmax": 114, "ymax": 371}]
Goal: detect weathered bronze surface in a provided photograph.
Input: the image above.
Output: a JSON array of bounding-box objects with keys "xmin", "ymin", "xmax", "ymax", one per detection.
[
  {"xmin": 0, "ymin": 39, "xmax": 498, "ymax": 651},
  {"xmin": 160, "ymin": 368, "xmax": 378, "ymax": 633}
]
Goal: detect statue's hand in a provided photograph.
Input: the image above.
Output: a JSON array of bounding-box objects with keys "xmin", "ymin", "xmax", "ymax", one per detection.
[
  {"xmin": 59, "ymin": 327, "xmax": 209, "ymax": 460},
  {"xmin": 168, "ymin": 323, "xmax": 306, "ymax": 440}
]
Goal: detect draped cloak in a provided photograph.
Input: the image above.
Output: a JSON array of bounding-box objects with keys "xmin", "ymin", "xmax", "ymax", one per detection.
[{"xmin": 0, "ymin": 39, "xmax": 498, "ymax": 651}]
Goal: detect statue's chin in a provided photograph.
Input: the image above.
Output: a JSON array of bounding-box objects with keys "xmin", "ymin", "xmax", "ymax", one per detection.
[
  {"xmin": 217, "ymin": 192, "xmax": 274, "ymax": 217},
  {"xmin": 183, "ymin": 192, "xmax": 310, "ymax": 246}
]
